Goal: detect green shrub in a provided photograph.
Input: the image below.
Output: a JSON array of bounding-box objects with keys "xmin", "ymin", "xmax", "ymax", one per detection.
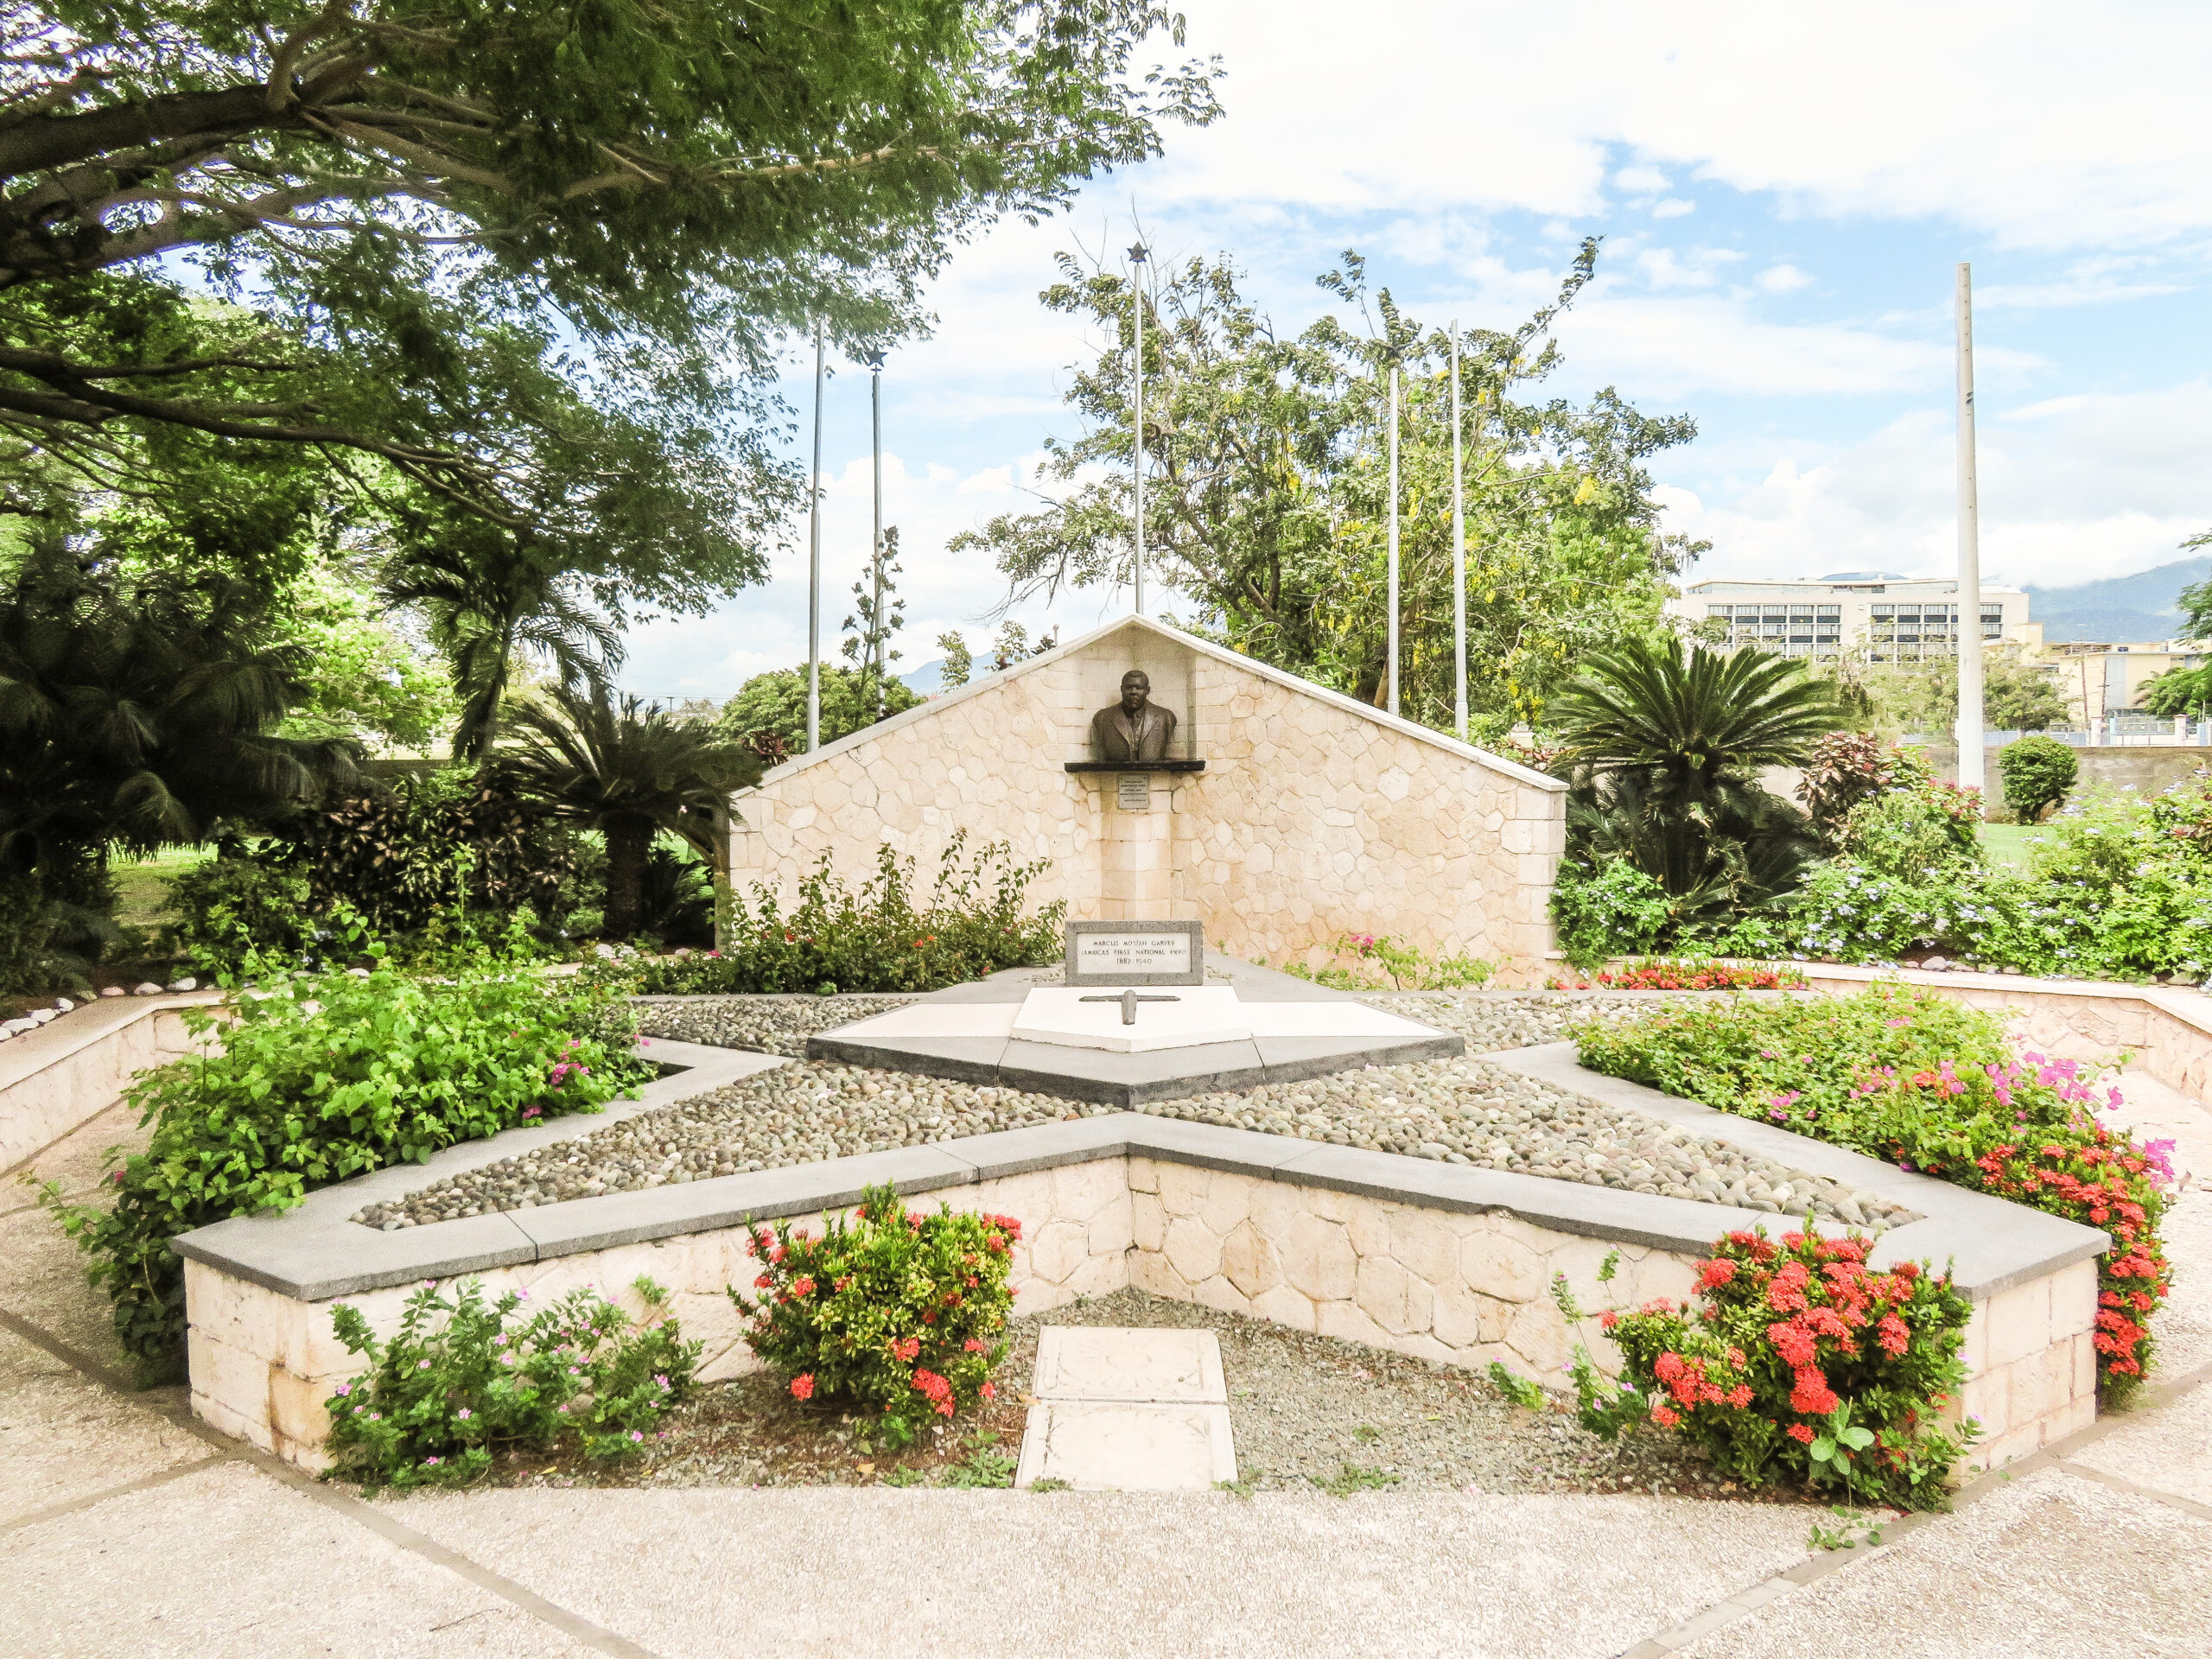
[
  {"xmin": 324, "ymin": 1276, "xmax": 698, "ymax": 1493},
  {"xmin": 0, "ymin": 871, "xmax": 68, "ymax": 995},
  {"xmin": 1283, "ymin": 932, "xmax": 1493, "ymax": 990},
  {"xmin": 1563, "ymin": 1226, "xmax": 1976, "ymax": 1510},
  {"xmin": 266, "ymin": 769, "xmax": 575, "ymax": 937},
  {"xmin": 1570, "ymin": 985, "xmax": 2175, "ymax": 1398},
  {"xmin": 1838, "ymin": 780, "xmax": 1980, "ymax": 880},
  {"xmin": 1999, "ymin": 734, "xmax": 2077, "ymax": 824},
  {"xmin": 620, "ymin": 831, "xmax": 1062, "ymax": 995},
  {"xmin": 1550, "ymin": 857, "xmax": 1673, "ymax": 971},
  {"xmin": 733, "ymin": 1184, "xmax": 1018, "ymax": 1443},
  {"xmin": 41, "ymin": 933, "xmax": 646, "ymax": 1374},
  {"xmin": 162, "ymin": 855, "xmax": 311, "ymax": 969},
  {"xmin": 1798, "ymin": 734, "xmax": 1933, "ymax": 850}
]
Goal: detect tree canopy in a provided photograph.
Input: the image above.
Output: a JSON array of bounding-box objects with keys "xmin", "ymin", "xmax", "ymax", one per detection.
[
  {"xmin": 2, "ymin": 2, "xmax": 1220, "ymax": 550},
  {"xmin": 954, "ymin": 240, "xmax": 1700, "ymax": 735}
]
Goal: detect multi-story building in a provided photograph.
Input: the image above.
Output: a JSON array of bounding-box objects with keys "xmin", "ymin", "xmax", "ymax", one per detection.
[
  {"xmin": 2008, "ymin": 623, "xmax": 2209, "ymax": 723},
  {"xmin": 1666, "ymin": 572, "xmax": 2031, "ymax": 662}
]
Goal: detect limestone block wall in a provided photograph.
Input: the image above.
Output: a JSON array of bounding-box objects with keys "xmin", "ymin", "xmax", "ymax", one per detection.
[
  {"xmin": 1955, "ymin": 1258, "xmax": 2101, "ymax": 1474},
  {"xmin": 1, "ymin": 996, "xmax": 221, "ymax": 1173},
  {"xmin": 723, "ymin": 618, "xmax": 1565, "ymax": 980}
]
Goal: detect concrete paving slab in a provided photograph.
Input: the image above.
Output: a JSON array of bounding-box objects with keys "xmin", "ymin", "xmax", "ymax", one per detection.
[
  {"xmin": 0, "ymin": 1198, "xmax": 137, "ymax": 1377},
  {"xmin": 1031, "ymin": 1326, "xmax": 1226, "ymax": 1402},
  {"xmin": 1013, "ymin": 1400, "xmax": 1236, "ymax": 1491},
  {"xmin": 2069, "ymin": 1370, "xmax": 2212, "ymax": 1509},
  {"xmin": 384, "ymin": 1485, "xmax": 1820, "ymax": 1659},
  {"xmin": 1675, "ymin": 1468, "xmax": 2212, "ymax": 1659},
  {"xmin": 0, "ymin": 1460, "xmax": 599, "ymax": 1659},
  {"xmin": 0, "ymin": 1327, "xmax": 206, "ymax": 1528}
]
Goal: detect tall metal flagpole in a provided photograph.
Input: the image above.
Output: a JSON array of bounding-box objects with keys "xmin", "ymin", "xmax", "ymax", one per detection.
[
  {"xmin": 1955, "ymin": 264, "xmax": 1985, "ymax": 797},
  {"xmin": 1129, "ymin": 243, "xmax": 1148, "ymax": 616},
  {"xmin": 868, "ymin": 350, "xmax": 885, "ymax": 695},
  {"xmin": 806, "ymin": 318, "xmax": 824, "ymax": 752},
  {"xmin": 1386, "ymin": 353, "xmax": 1401, "ymax": 717},
  {"xmin": 1450, "ymin": 323, "xmax": 1467, "ymax": 741}
]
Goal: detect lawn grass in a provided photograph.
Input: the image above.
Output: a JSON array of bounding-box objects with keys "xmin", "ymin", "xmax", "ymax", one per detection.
[
  {"xmin": 110, "ymin": 848, "xmax": 210, "ymax": 933},
  {"xmin": 1976, "ymin": 823, "xmax": 2044, "ymax": 872}
]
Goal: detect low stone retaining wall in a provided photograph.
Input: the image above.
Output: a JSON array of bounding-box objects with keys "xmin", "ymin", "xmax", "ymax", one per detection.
[
  {"xmin": 173, "ymin": 1039, "xmax": 2105, "ymax": 1481},
  {"xmin": 0, "ymin": 993, "xmax": 223, "ymax": 1173}
]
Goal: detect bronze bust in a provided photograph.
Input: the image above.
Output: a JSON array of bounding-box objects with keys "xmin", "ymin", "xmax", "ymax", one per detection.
[{"xmin": 1090, "ymin": 670, "xmax": 1179, "ymax": 763}]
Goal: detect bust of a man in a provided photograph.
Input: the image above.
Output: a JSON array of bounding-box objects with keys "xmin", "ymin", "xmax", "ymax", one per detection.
[{"xmin": 1090, "ymin": 670, "xmax": 1179, "ymax": 763}]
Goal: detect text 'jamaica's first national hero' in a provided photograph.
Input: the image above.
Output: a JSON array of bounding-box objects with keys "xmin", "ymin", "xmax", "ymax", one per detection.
[{"xmin": 1089, "ymin": 670, "xmax": 1179, "ymax": 764}]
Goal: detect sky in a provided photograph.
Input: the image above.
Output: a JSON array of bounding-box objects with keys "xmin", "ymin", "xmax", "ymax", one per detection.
[{"xmin": 618, "ymin": 0, "xmax": 2212, "ymax": 702}]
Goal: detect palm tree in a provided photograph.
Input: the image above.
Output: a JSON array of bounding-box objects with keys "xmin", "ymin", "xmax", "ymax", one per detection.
[
  {"xmin": 498, "ymin": 684, "xmax": 760, "ymax": 938},
  {"xmin": 383, "ymin": 535, "xmax": 620, "ymax": 761},
  {"xmin": 1549, "ymin": 636, "xmax": 1843, "ymax": 905}
]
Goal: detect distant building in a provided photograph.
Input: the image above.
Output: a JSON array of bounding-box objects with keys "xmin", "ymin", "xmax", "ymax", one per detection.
[
  {"xmin": 1665, "ymin": 572, "xmax": 2030, "ymax": 662},
  {"xmin": 2008, "ymin": 623, "xmax": 2209, "ymax": 723}
]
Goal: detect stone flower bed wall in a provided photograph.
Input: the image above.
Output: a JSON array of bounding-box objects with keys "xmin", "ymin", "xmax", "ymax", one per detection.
[
  {"xmin": 173, "ymin": 1041, "xmax": 2106, "ymax": 1480},
  {"xmin": 0, "ymin": 992, "xmax": 223, "ymax": 1172}
]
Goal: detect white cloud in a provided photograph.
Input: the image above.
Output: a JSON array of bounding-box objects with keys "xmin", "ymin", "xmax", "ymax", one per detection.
[
  {"xmin": 1151, "ymin": 1, "xmax": 2212, "ymax": 251},
  {"xmin": 1650, "ymin": 198, "xmax": 1697, "ymax": 219},
  {"xmin": 1662, "ymin": 382, "xmax": 2212, "ymax": 591},
  {"xmin": 1755, "ymin": 264, "xmax": 1813, "ymax": 294},
  {"xmin": 1614, "ymin": 164, "xmax": 1672, "ymax": 194}
]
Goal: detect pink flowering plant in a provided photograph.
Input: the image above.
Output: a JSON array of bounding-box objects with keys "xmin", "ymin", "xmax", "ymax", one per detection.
[
  {"xmin": 1561, "ymin": 1226, "xmax": 1977, "ymax": 1510},
  {"xmin": 733, "ymin": 1184, "xmax": 1019, "ymax": 1444},
  {"xmin": 1572, "ymin": 983, "xmax": 2176, "ymax": 1400},
  {"xmin": 323, "ymin": 1275, "xmax": 698, "ymax": 1493}
]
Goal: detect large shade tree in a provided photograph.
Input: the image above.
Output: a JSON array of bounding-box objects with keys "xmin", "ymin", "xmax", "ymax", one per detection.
[{"xmin": 955, "ymin": 240, "xmax": 1700, "ymax": 734}]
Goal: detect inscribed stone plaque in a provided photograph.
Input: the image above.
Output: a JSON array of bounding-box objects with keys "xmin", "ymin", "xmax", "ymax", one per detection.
[
  {"xmin": 1116, "ymin": 772, "xmax": 1152, "ymax": 811},
  {"xmin": 1064, "ymin": 919, "xmax": 1205, "ymax": 987}
]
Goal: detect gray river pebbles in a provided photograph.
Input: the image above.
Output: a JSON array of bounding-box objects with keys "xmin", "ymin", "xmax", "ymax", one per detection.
[{"xmin": 355, "ymin": 994, "xmax": 1911, "ymax": 1232}]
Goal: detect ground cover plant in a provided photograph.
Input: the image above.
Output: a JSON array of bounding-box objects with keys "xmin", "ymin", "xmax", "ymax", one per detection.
[
  {"xmin": 734, "ymin": 1185, "xmax": 1019, "ymax": 1445},
  {"xmin": 324, "ymin": 1277, "xmax": 698, "ymax": 1493},
  {"xmin": 1545, "ymin": 958, "xmax": 1808, "ymax": 992},
  {"xmin": 40, "ymin": 927, "xmax": 647, "ymax": 1375},
  {"xmin": 620, "ymin": 831, "xmax": 1063, "ymax": 995},
  {"xmin": 1570, "ymin": 985, "xmax": 2175, "ymax": 1398},
  {"xmin": 1557, "ymin": 1228, "xmax": 1977, "ymax": 1510},
  {"xmin": 1282, "ymin": 931, "xmax": 1493, "ymax": 990}
]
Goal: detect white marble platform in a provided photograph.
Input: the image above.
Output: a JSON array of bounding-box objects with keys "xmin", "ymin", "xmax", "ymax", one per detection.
[{"xmin": 837, "ymin": 983, "xmax": 1443, "ymax": 1054}]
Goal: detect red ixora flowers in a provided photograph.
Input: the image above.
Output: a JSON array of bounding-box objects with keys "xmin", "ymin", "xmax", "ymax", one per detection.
[{"xmin": 789, "ymin": 1373, "xmax": 816, "ymax": 1402}]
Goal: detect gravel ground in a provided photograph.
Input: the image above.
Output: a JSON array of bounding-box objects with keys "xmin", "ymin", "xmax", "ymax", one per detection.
[
  {"xmin": 353, "ymin": 998, "xmax": 1910, "ymax": 1228},
  {"xmin": 463, "ymin": 1288, "xmax": 1796, "ymax": 1500},
  {"xmin": 632, "ymin": 993, "xmax": 919, "ymax": 1058}
]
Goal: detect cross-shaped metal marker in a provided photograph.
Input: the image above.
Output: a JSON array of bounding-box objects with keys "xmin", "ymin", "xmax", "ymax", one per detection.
[{"xmin": 1079, "ymin": 989, "xmax": 1181, "ymax": 1026}]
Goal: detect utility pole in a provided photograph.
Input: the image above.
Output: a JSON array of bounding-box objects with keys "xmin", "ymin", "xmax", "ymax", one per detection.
[
  {"xmin": 1129, "ymin": 242, "xmax": 1148, "ymax": 616},
  {"xmin": 806, "ymin": 316, "xmax": 825, "ymax": 752},
  {"xmin": 1386, "ymin": 348, "xmax": 1401, "ymax": 717},
  {"xmin": 1450, "ymin": 323, "xmax": 1467, "ymax": 741},
  {"xmin": 867, "ymin": 349, "xmax": 887, "ymax": 698},
  {"xmin": 1955, "ymin": 264, "xmax": 1986, "ymax": 797}
]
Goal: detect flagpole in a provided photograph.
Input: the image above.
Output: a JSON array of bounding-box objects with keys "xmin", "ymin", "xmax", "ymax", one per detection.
[
  {"xmin": 868, "ymin": 349, "xmax": 886, "ymax": 701},
  {"xmin": 1386, "ymin": 353, "xmax": 1401, "ymax": 717},
  {"xmin": 806, "ymin": 317, "xmax": 824, "ymax": 752},
  {"xmin": 1130, "ymin": 242, "xmax": 1148, "ymax": 617},
  {"xmin": 1450, "ymin": 323, "xmax": 1467, "ymax": 741},
  {"xmin": 1955, "ymin": 264, "xmax": 1985, "ymax": 798}
]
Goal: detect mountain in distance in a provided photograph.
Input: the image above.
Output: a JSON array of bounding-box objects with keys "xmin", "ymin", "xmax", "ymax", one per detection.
[
  {"xmin": 899, "ymin": 658, "xmax": 945, "ymax": 696},
  {"xmin": 2021, "ymin": 555, "xmax": 2212, "ymax": 644}
]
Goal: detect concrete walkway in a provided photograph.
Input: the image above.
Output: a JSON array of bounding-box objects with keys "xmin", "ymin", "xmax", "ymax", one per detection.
[{"xmin": 4, "ymin": 1080, "xmax": 2209, "ymax": 1659}]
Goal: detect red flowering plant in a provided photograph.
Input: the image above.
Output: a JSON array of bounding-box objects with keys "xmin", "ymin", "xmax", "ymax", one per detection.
[
  {"xmin": 1547, "ymin": 957, "xmax": 1808, "ymax": 992},
  {"xmin": 1561, "ymin": 1226, "xmax": 1978, "ymax": 1511},
  {"xmin": 1573, "ymin": 985, "xmax": 2176, "ymax": 1400},
  {"xmin": 730, "ymin": 1183, "xmax": 1020, "ymax": 1444}
]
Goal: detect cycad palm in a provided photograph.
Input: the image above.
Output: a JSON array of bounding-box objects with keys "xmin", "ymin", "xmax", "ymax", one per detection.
[
  {"xmin": 499, "ymin": 685, "xmax": 759, "ymax": 938},
  {"xmin": 1550, "ymin": 637, "xmax": 1842, "ymax": 903}
]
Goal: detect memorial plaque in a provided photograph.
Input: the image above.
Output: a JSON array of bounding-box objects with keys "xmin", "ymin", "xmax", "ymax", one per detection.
[
  {"xmin": 1065, "ymin": 919, "xmax": 1206, "ymax": 987},
  {"xmin": 1116, "ymin": 772, "xmax": 1152, "ymax": 811}
]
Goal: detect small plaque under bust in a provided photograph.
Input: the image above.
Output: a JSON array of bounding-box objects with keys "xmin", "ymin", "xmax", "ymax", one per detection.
[
  {"xmin": 1065, "ymin": 919, "xmax": 1206, "ymax": 987},
  {"xmin": 1116, "ymin": 772, "xmax": 1152, "ymax": 811}
]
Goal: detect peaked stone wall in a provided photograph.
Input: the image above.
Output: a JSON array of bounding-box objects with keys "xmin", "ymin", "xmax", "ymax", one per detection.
[{"xmin": 723, "ymin": 622, "xmax": 1564, "ymax": 981}]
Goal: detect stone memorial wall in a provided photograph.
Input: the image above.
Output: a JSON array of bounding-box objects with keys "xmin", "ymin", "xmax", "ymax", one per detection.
[{"xmin": 721, "ymin": 615, "xmax": 1567, "ymax": 981}]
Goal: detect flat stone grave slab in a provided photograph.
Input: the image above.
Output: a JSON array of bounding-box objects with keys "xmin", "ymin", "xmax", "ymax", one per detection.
[
  {"xmin": 1014, "ymin": 1327, "xmax": 1235, "ymax": 1491},
  {"xmin": 807, "ymin": 953, "xmax": 1462, "ymax": 1104}
]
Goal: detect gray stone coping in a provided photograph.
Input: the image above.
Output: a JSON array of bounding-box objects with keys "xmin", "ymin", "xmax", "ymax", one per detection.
[{"xmin": 169, "ymin": 1036, "xmax": 2106, "ymax": 1308}]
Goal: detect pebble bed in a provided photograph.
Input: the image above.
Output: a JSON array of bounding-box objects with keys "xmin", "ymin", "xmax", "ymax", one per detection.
[
  {"xmin": 632, "ymin": 993, "xmax": 918, "ymax": 1058},
  {"xmin": 355, "ymin": 994, "xmax": 1911, "ymax": 1230}
]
